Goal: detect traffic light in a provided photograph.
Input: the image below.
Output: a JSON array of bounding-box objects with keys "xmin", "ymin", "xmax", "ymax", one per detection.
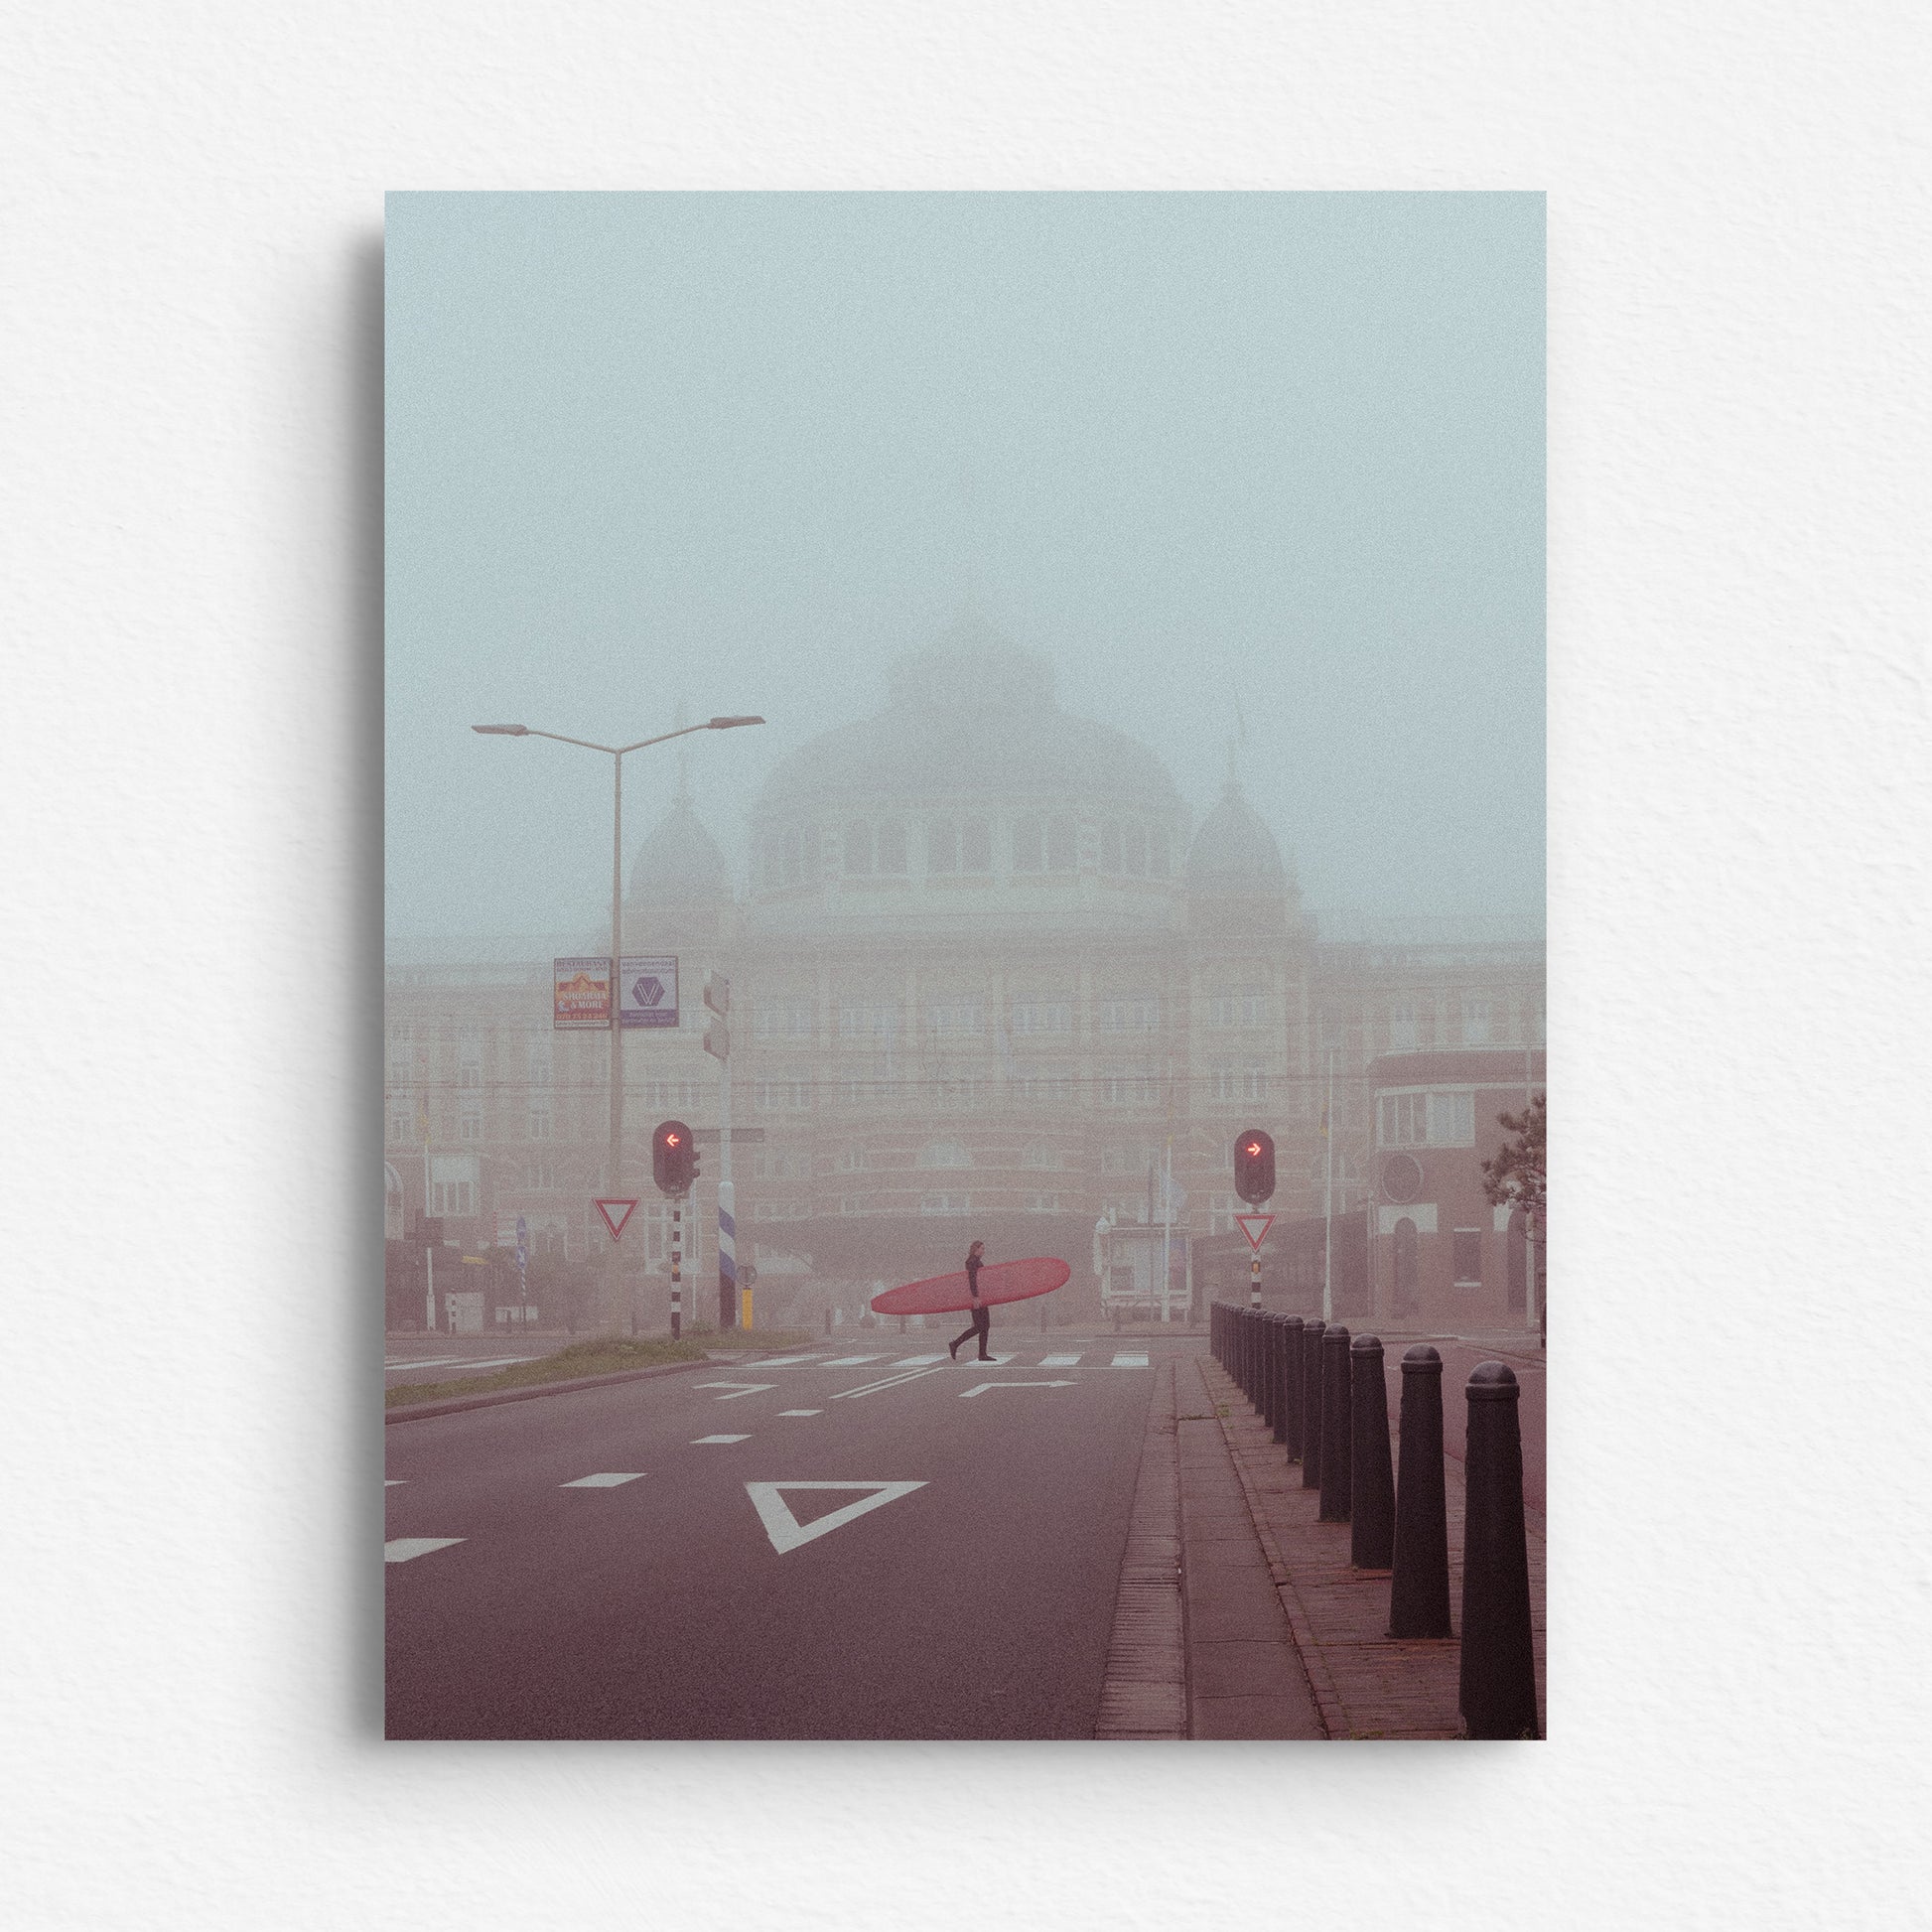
[
  {"xmin": 652, "ymin": 1119, "xmax": 696, "ymax": 1195},
  {"xmin": 1234, "ymin": 1129, "xmax": 1276, "ymax": 1205}
]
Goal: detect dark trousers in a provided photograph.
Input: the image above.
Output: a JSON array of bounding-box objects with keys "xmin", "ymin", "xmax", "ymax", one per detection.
[{"xmin": 950, "ymin": 1304, "xmax": 991, "ymax": 1359}]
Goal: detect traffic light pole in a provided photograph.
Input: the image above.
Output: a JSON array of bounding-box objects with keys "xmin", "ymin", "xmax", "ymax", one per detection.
[
  {"xmin": 670, "ymin": 1197, "xmax": 682, "ymax": 1340},
  {"xmin": 1251, "ymin": 1247, "xmax": 1261, "ymax": 1311},
  {"xmin": 608, "ymin": 749, "xmax": 624, "ymax": 1335}
]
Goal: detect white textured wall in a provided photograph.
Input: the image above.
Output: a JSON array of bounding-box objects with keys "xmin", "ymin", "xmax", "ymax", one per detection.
[{"xmin": 4, "ymin": 6, "xmax": 1927, "ymax": 1928}]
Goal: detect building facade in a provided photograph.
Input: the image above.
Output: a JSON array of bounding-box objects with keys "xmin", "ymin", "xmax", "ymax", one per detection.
[{"xmin": 384, "ymin": 619, "xmax": 1544, "ymax": 1331}]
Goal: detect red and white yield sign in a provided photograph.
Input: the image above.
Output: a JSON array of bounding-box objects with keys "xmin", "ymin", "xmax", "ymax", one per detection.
[
  {"xmin": 1236, "ymin": 1213, "xmax": 1275, "ymax": 1251},
  {"xmin": 594, "ymin": 1198, "xmax": 639, "ymax": 1241}
]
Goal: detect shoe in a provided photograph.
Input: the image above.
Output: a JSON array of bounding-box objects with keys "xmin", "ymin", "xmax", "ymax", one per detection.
[
  {"xmin": 977, "ymin": 1353, "xmax": 993, "ymax": 1362},
  {"xmin": 948, "ymin": 1340, "xmax": 959, "ymax": 1360}
]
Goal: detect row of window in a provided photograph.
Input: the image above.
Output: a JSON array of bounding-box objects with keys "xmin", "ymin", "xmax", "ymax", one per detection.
[
  {"xmin": 759, "ymin": 815, "xmax": 1176, "ymax": 889},
  {"xmin": 1376, "ymin": 1089, "xmax": 1477, "ymax": 1149},
  {"xmin": 390, "ymin": 1064, "xmax": 1301, "ymax": 1142},
  {"xmin": 752, "ymin": 992, "xmax": 1272, "ymax": 1041}
]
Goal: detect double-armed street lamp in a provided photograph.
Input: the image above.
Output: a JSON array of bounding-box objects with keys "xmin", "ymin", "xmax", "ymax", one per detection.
[{"xmin": 473, "ymin": 715, "xmax": 764, "ymax": 1332}]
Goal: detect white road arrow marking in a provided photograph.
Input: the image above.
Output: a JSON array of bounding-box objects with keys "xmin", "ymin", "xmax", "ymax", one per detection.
[
  {"xmin": 695, "ymin": 1382, "xmax": 777, "ymax": 1401},
  {"xmin": 385, "ymin": 1538, "xmax": 464, "ymax": 1563},
  {"xmin": 745, "ymin": 1480, "xmax": 927, "ymax": 1554},
  {"xmin": 958, "ymin": 1380, "xmax": 1077, "ymax": 1399}
]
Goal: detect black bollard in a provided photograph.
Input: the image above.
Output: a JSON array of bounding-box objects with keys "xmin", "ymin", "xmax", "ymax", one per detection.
[
  {"xmin": 1318, "ymin": 1324, "xmax": 1352, "ymax": 1520},
  {"xmin": 1349, "ymin": 1335, "xmax": 1396, "ymax": 1568},
  {"xmin": 1271, "ymin": 1316, "xmax": 1290, "ymax": 1445},
  {"xmin": 1387, "ymin": 1345, "xmax": 1452, "ymax": 1638},
  {"xmin": 1459, "ymin": 1362, "xmax": 1540, "ymax": 1739},
  {"xmin": 1262, "ymin": 1313, "xmax": 1278, "ymax": 1431},
  {"xmin": 1283, "ymin": 1316, "xmax": 1306, "ymax": 1460},
  {"xmin": 1301, "ymin": 1318, "xmax": 1325, "ymax": 1488}
]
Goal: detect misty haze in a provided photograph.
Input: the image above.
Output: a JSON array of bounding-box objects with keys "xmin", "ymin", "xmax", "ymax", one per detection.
[{"xmin": 384, "ymin": 192, "xmax": 1545, "ymax": 1744}]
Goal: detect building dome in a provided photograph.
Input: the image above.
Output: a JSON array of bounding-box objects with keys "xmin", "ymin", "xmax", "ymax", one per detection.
[
  {"xmin": 755, "ymin": 613, "xmax": 1181, "ymax": 818},
  {"xmin": 1185, "ymin": 779, "xmax": 1292, "ymax": 895},
  {"xmin": 627, "ymin": 796, "xmax": 730, "ymax": 902}
]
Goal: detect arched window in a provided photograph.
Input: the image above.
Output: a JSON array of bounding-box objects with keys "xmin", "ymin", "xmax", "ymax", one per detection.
[
  {"xmin": 1506, "ymin": 1208, "xmax": 1528, "ymax": 1312},
  {"xmin": 877, "ymin": 820, "xmax": 908, "ymax": 874},
  {"xmin": 843, "ymin": 821, "xmax": 874, "ymax": 875},
  {"xmin": 1013, "ymin": 815, "xmax": 1043, "ymax": 873},
  {"xmin": 1393, "ymin": 1217, "xmax": 1420, "ymax": 1314},
  {"xmin": 960, "ymin": 818, "xmax": 992, "ymax": 873},
  {"xmin": 926, "ymin": 818, "xmax": 958, "ymax": 874}
]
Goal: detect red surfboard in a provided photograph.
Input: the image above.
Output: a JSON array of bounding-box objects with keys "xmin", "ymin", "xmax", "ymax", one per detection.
[{"xmin": 870, "ymin": 1255, "xmax": 1071, "ymax": 1317}]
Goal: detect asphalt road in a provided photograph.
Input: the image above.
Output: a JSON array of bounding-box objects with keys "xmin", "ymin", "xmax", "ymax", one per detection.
[{"xmin": 384, "ymin": 1339, "xmax": 1167, "ymax": 1738}]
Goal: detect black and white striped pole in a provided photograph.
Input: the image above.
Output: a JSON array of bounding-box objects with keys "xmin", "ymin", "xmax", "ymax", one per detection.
[{"xmin": 670, "ymin": 1199, "xmax": 682, "ymax": 1341}]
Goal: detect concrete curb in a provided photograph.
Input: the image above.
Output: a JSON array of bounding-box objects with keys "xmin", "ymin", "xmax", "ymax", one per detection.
[
  {"xmin": 384, "ymin": 1355, "xmax": 720, "ymax": 1425},
  {"xmin": 1094, "ymin": 1358, "xmax": 1187, "ymax": 1740},
  {"xmin": 1200, "ymin": 1356, "xmax": 1348, "ymax": 1738}
]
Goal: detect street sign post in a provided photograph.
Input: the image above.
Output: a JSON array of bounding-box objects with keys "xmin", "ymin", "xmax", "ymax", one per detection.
[
  {"xmin": 1236, "ymin": 1213, "xmax": 1273, "ymax": 1309},
  {"xmin": 703, "ymin": 972, "xmax": 739, "ymax": 1330}
]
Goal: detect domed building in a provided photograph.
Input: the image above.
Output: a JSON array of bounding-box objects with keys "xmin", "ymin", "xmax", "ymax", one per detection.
[
  {"xmin": 671, "ymin": 618, "xmax": 1320, "ymax": 1309},
  {"xmin": 386, "ymin": 616, "xmax": 1546, "ymax": 1334}
]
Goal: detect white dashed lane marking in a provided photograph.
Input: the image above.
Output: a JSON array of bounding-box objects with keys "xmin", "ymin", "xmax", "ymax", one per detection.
[
  {"xmin": 692, "ymin": 1434, "xmax": 751, "ymax": 1445},
  {"xmin": 385, "ymin": 1538, "xmax": 464, "ymax": 1564},
  {"xmin": 778, "ymin": 1409, "xmax": 822, "ymax": 1417},
  {"xmin": 561, "ymin": 1472, "xmax": 645, "ymax": 1488}
]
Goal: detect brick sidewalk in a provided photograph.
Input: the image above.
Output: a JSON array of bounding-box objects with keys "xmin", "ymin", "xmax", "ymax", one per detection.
[{"xmin": 1197, "ymin": 1353, "xmax": 1547, "ymax": 1740}]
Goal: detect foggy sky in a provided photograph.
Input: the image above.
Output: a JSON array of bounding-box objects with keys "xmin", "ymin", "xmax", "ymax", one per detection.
[{"xmin": 385, "ymin": 192, "xmax": 1544, "ymax": 941}]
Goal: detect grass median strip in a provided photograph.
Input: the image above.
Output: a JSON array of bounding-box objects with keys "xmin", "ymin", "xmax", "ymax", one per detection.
[{"xmin": 384, "ymin": 1329, "xmax": 812, "ymax": 1409}]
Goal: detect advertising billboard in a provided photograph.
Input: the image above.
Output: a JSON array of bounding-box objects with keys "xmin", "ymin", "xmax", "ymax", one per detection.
[{"xmin": 552, "ymin": 957, "xmax": 611, "ymax": 1031}]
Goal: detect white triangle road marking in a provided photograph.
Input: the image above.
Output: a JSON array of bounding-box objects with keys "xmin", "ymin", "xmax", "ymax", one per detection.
[{"xmin": 746, "ymin": 1480, "xmax": 927, "ymax": 1554}]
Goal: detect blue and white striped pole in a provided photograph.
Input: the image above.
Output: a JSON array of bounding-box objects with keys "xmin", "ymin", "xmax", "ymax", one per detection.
[{"xmin": 704, "ymin": 970, "xmax": 741, "ymax": 1329}]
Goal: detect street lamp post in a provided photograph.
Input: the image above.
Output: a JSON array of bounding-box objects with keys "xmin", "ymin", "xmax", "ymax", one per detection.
[{"xmin": 474, "ymin": 715, "xmax": 764, "ymax": 1333}]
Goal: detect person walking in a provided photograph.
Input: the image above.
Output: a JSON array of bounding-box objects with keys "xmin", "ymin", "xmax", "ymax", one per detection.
[{"xmin": 948, "ymin": 1239, "xmax": 993, "ymax": 1362}]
